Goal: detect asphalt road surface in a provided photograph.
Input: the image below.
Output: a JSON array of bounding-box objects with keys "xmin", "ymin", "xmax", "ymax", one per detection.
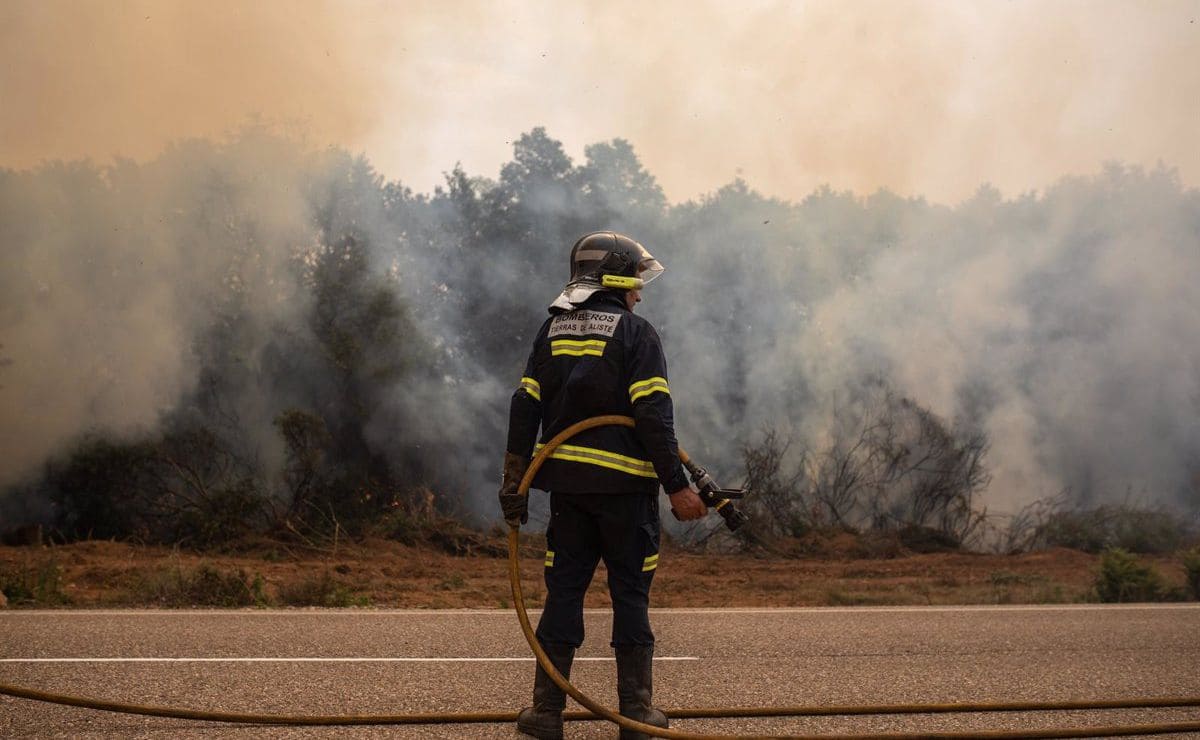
[{"xmin": 2, "ymin": 605, "xmax": 1198, "ymax": 738}]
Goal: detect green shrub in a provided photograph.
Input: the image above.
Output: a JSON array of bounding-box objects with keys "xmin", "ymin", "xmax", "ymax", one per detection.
[
  {"xmin": 1034, "ymin": 506, "xmax": 1185, "ymax": 554},
  {"xmin": 1182, "ymin": 547, "xmax": 1200, "ymax": 600},
  {"xmin": 172, "ymin": 479, "xmax": 268, "ymax": 548},
  {"xmin": 44, "ymin": 429, "xmax": 271, "ymax": 547},
  {"xmin": 46, "ymin": 435, "xmax": 160, "ymax": 541},
  {"xmin": 0, "ymin": 557, "xmax": 70, "ymax": 606},
  {"xmin": 436, "ymin": 574, "xmax": 466, "ymax": 591},
  {"xmin": 1095, "ymin": 548, "xmax": 1165, "ymax": 602},
  {"xmin": 369, "ymin": 508, "xmax": 423, "ymax": 546},
  {"xmin": 276, "ymin": 570, "xmax": 369, "ymax": 607},
  {"xmin": 898, "ymin": 524, "xmax": 961, "ymax": 553},
  {"xmin": 133, "ymin": 563, "xmax": 267, "ymax": 607}
]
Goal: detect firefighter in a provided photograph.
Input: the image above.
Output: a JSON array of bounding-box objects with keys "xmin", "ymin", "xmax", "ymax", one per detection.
[{"xmin": 499, "ymin": 231, "xmax": 706, "ymax": 740}]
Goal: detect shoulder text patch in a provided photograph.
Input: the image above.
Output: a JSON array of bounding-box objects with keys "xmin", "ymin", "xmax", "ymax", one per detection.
[{"xmin": 549, "ymin": 310, "xmax": 620, "ymax": 338}]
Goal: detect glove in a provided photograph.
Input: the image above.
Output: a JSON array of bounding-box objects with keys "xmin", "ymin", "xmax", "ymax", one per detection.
[{"xmin": 498, "ymin": 452, "xmax": 531, "ymax": 525}]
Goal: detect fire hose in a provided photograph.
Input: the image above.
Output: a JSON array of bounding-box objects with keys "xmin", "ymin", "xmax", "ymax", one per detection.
[{"xmin": 3, "ymin": 414, "xmax": 1200, "ymax": 737}]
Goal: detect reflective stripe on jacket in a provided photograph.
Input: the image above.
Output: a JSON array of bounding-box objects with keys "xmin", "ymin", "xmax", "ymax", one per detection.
[{"xmin": 506, "ymin": 292, "xmax": 689, "ymax": 495}]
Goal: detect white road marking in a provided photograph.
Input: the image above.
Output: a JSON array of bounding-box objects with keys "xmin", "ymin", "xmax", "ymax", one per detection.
[
  {"xmin": 4, "ymin": 604, "xmax": 1198, "ymax": 616},
  {"xmin": 653, "ymin": 604, "xmax": 1200, "ymax": 615},
  {"xmin": 0, "ymin": 657, "xmax": 698, "ymax": 663}
]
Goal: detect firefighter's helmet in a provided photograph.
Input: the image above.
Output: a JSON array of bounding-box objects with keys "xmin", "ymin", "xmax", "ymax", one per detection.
[{"xmin": 549, "ymin": 231, "xmax": 664, "ymax": 311}]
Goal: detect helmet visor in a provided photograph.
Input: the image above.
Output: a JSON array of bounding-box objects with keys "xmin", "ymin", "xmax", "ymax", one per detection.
[{"xmin": 636, "ymin": 244, "xmax": 664, "ymax": 284}]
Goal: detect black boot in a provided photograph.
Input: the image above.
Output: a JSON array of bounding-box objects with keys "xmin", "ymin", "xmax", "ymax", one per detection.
[
  {"xmin": 615, "ymin": 644, "xmax": 669, "ymax": 740},
  {"xmin": 517, "ymin": 642, "xmax": 575, "ymax": 740}
]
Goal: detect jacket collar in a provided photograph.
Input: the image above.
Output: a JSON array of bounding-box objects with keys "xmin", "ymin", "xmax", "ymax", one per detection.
[
  {"xmin": 550, "ymin": 290, "xmax": 629, "ymax": 315},
  {"xmin": 578, "ymin": 292, "xmax": 628, "ymax": 313}
]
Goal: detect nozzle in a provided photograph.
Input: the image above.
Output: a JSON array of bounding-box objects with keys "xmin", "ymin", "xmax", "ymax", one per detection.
[
  {"xmin": 683, "ymin": 458, "xmax": 750, "ymax": 531},
  {"xmin": 716, "ymin": 503, "xmax": 750, "ymax": 531}
]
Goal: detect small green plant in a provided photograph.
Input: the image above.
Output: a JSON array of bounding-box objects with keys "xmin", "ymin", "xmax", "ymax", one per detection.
[
  {"xmin": 823, "ymin": 588, "xmax": 895, "ymax": 606},
  {"xmin": 133, "ymin": 563, "xmax": 267, "ymax": 607},
  {"xmin": 249, "ymin": 572, "xmax": 268, "ymax": 606},
  {"xmin": 0, "ymin": 557, "xmax": 71, "ymax": 606},
  {"xmin": 1181, "ymin": 547, "xmax": 1200, "ymax": 600},
  {"xmin": 277, "ymin": 570, "xmax": 369, "ymax": 607},
  {"xmin": 988, "ymin": 570, "xmax": 1025, "ymax": 587},
  {"xmin": 1031, "ymin": 584, "xmax": 1072, "ymax": 604},
  {"xmin": 370, "ymin": 509, "xmax": 422, "ymax": 546},
  {"xmin": 990, "ymin": 569, "xmax": 1027, "ymax": 604},
  {"xmin": 1095, "ymin": 548, "xmax": 1165, "ymax": 602}
]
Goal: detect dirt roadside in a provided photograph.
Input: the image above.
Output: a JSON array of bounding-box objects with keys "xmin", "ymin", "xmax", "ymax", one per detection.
[{"xmin": 2, "ymin": 534, "xmax": 1194, "ymax": 609}]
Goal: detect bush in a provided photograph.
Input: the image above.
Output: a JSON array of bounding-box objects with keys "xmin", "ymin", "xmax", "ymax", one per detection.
[
  {"xmin": 46, "ymin": 435, "xmax": 161, "ymax": 540},
  {"xmin": 44, "ymin": 427, "xmax": 270, "ymax": 547},
  {"xmin": 733, "ymin": 385, "xmax": 990, "ymax": 555},
  {"xmin": 276, "ymin": 570, "xmax": 369, "ymax": 607},
  {"xmin": 1047, "ymin": 507, "xmax": 1184, "ymax": 554},
  {"xmin": 133, "ymin": 563, "xmax": 268, "ymax": 607},
  {"xmin": 898, "ymin": 524, "xmax": 961, "ymax": 553},
  {"xmin": 1007, "ymin": 493, "xmax": 1191, "ymax": 554},
  {"xmin": 1182, "ymin": 547, "xmax": 1200, "ymax": 600},
  {"xmin": 172, "ymin": 478, "xmax": 268, "ymax": 548},
  {"xmin": 0, "ymin": 557, "xmax": 70, "ymax": 606},
  {"xmin": 738, "ymin": 430, "xmax": 811, "ymax": 547},
  {"xmin": 1095, "ymin": 548, "xmax": 1165, "ymax": 602}
]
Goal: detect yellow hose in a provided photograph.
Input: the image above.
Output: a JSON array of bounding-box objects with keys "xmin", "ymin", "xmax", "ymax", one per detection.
[
  {"xmin": 509, "ymin": 414, "xmax": 692, "ymax": 738},
  {"xmin": 2, "ymin": 678, "xmax": 1200, "ymax": 738},
  {"xmin": 505, "ymin": 415, "xmax": 1200, "ymax": 738},
  {"xmin": 1, "ymin": 413, "xmax": 1199, "ymax": 737}
]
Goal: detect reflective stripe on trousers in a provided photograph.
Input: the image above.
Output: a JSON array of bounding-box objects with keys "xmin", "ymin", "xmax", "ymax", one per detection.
[{"xmin": 535, "ymin": 491, "xmax": 661, "ymax": 648}]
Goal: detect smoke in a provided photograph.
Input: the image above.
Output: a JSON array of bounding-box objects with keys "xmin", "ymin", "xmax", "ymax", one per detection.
[
  {"xmin": 1, "ymin": 128, "xmax": 1198, "ymax": 530},
  {"xmin": 4, "ymin": 2, "xmax": 1198, "ymax": 203},
  {"xmin": 563, "ymin": 1, "xmax": 1200, "ymax": 204},
  {"xmin": 0, "ymin": 0, "xmax": 386, "ymax": 168},
  {"xmin": 0, "ymin": 133, "xmax": 326, "ymax": 494},
  {"xmin": 657, "ymin": 171, "xmax": 1200, "ymax": 515}
]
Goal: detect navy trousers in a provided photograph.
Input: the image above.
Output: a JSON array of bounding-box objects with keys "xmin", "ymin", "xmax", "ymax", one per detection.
[{"xmin": 535, "ymin": 491, "xmax": 661, "ymax": 648}]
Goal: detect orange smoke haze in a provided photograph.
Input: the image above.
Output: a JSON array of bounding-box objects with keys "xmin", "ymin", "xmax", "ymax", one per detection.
[
  {"xmin": 2, "ymin": 0, "xmax": 1198, "ymax": 203},
  {"xmin": 0, "ymin": 0, "xmax": 387, "ymax": 166}
]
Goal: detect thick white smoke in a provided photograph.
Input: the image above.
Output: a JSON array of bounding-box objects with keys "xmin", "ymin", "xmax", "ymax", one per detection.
[
  {"xmin": 1, "ymin": 131, "xmax": 1197, "ymax": 529},
  {"xmin": 0, "ymin": 133, "xmax": 325, "ymax": 497},
  {"xmin": 657, "ymin": 170, "xmax": 1200, "ymax": 516}
]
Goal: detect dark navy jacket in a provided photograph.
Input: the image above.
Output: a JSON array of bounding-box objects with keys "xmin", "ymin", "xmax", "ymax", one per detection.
[{"xmin": 506, "ymin": 292, "xmax": 689, "ymax": 495}]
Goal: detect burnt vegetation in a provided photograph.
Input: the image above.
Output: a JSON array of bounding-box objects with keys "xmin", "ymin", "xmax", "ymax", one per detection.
[
  {"xmin": 734, "ymin": 382, "xmax": 991, "ymax": 554},
  {"xmin": 1, "ymin": 127, "xmax": 1198, "ymax": 561}
]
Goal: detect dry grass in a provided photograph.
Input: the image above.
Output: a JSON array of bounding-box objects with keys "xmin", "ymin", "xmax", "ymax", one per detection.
[{"xmin": 1, "ymin": 538, "xmax": 1194, "ymax": 609}]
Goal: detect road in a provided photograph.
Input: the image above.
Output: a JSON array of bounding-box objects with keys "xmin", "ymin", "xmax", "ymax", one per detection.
[{"xmin": 2, "ymin": 605, "xmax": 1198, "ymax": 738}]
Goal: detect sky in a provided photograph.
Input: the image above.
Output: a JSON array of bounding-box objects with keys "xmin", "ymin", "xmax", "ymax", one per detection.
[{"xmin": 2, "ymin": 0, "xmax": 1198, "ymax": 204}]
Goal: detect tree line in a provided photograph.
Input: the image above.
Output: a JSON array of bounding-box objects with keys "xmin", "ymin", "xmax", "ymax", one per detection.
[{"xmin": 2, "ymin": 127, "xmax": 1197, "ymax": 551}]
